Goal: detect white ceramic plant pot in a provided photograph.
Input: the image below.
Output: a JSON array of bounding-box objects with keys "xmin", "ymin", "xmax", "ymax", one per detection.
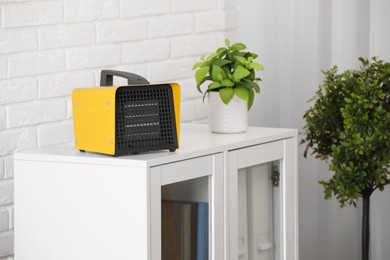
[{"xmin": 208, "ymin": 91, "xmax": 248, "ymax": 134}]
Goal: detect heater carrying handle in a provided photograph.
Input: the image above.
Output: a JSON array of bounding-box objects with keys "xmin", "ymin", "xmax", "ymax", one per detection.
[{"xmin": 100, "ymin": 70, "xmax": 150, "ymax": 86}]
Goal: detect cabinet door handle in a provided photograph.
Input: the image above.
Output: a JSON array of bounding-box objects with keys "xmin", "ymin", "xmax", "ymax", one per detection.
[{"xmin": 258, "ymin": 241, "xmax": 273, "ymax": 251}]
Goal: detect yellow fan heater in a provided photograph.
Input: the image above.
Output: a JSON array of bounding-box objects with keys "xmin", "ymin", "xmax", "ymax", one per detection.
[{"xmin": 72, "ymin": 70, "xmax": 180, "ymax": 156}]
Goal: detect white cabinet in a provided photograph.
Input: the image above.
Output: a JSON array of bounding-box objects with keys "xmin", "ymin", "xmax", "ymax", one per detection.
[{"xmin": 14, "ymin": 123, "xmax": 298, "ymax": 260}]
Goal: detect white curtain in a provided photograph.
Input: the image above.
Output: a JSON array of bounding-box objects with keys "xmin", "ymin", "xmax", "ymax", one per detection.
[{"xmin": 230, "ymin": 0, "xmax": 390, "ymax": 259}]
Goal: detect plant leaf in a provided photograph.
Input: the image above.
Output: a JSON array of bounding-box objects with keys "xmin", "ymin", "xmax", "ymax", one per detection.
[
  {"xmin": 197, "ymin": 76, "xmax": 212, "ymax": 93},
  {"xmin": 219, "ymin": 88, "xmax": 234, "ymax": 104},
  {"xmin": 233, "ymin": 65, "xmax": 251, "ymax": 81},
  {"xmin": 205, "ymin": 56, "xmax": 217, "ymax": 66},
  {"xmin": 214, "ymin": 58, "xmax": 233, "ymax": 67},
  {"xmin": 243, "ymin": 79, "xmax": 260, "ymax": 93},
  {"xmin": 192, "ymin": 61, "xmax": 203, "ymax": 70},
  {"xmin": 248, "ymin": 88, "xmax": 255, "ymax": 110},
  {"xmin": 235, "ymin": 56, "xmax": 247, "ymax": 64},
  {"xmin": 209, "ymin": 82, "xmax": 222, "ymax": 90},
  {"xmin": 195, "ymin": 66, "xmax": 210, "ymax": 85},
  {"xmin": 231, "ymin": 43, "xmax": 247, "ymax": 51},
  {"xmin": 225, "ymin": 38, "xmax": 230, "ymax": 47},
  {"xmin": 252, "ymin": 82, "xmax": 260, "ymax": 93},
  {"xmin": 232, "ymin": 51, "xmax": 246, "ymax": 58},
  {"xmin": 248, "ymin": 62, "xmax": 264, "ymax": 71},
  {"xmin": 211, "ymin": 65, "xmax": 226, "ymax": 82},
  {"xmin": 223, "ymin": 67, "xmax": 233, "ymax": 79},
  {"xmin": 202, "ymin": 89, "xmax": 212, "ymax": 102},
  {"xmin": 222, "ymin": 79, "xmax": 234, "ymax": 87},
  {"xmin": 197, "ymin": 84, "xmax": 202, "ymax": 93},
  {"xmin": 249, "ymin": 52, "xmax": 258, "ymax": 59},
  {"xmin": 217, "ymin": 47, "xmax": 228, "ymax": 56},
  {"xmin": 207, "ymin": 53, "xmax": 219, "ymax": 61},
  {"xmin": 234, "ymin": 86, "xmax": 249, "ymax": 101}
]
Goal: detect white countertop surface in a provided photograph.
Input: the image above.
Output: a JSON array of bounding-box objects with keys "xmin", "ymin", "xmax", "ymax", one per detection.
[{"xmin": 14, "ymin": 123, "xmax": 297, "ymax": 167}]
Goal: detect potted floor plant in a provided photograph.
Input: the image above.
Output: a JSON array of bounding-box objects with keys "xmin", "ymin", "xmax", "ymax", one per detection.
[
  {"xmin": 301, "ymin": 57, "xmax": 390, "ymax": 260},
  {"xmin": 193, "ymin": 39, "xmax": 264, "ymax": 133}
]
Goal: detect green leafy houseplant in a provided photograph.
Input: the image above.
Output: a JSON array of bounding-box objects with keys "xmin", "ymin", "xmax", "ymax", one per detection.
[
  {"xmin": 192, "ymin": 39, "xmax": 264, "ymax": 110},
  {"xmin": 301, "ymin": 57, "xmax": 390, "ymax": 260}
]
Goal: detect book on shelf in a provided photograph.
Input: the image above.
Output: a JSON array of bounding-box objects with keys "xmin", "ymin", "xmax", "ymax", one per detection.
[
  {"xmin": 191, "ymin": 202, "xmax": 198, "ymax": 260},
  {"xmin": 197, "ymin": 202, "xmax": 208, "ymax": 260},
  {"xmin": 161, "ymin": 200, "xmax": 208, "ymax": 260},
  {"xmin": 162, "ymin": 200, "xmax": 182, "ymax": 260}
]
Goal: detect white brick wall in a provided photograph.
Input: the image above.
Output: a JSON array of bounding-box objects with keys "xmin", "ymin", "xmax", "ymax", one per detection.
[
  {"xmin": 6, "ymin": 99, "xmax": 66, "ymax": 128},
  {"xmin": 96, "ymin": 19, "xmax": 147, "ymax": 43},
  {"xmin": 1, "ymin": 2, "xmax": 63, "ymax": 28},
  {"xmin": 0, "ymin": 108, "xmax": 5, "ymax": 130},
  {"xmin": 0, "ymin": 0, "xmax": 238, "ymax": 257},
  {"xmin": 179, "ymin": 78, "xmax": 200, "ymax": 99},
  {"xmin": 0, "ymin": 208, "xmax": 8, "ymax": 232},
  {"xmin": 8, "ymin": 51, "xmax": 65, "ymax": 78},
  {"xmin": 37, "ymin": 120, "xmax": 74, "ymax": 147},
  {"xmin": 38, "ymin": 71, "xmax": 95, "ymax": 98},
  {"xmin": 0, "ymin": 159, "xmax": 3, "ymax": 180},
  {"xmin": 148, "ymin": 14, "xmax": 194, "ymax": 38},
  {"xmin": 148, "ymin": 58, "xmax": 194, "ymax": 82},
  {"xmin": 0, "ymin": 128, "xmax": 36, "ymax": 156},
  {"xmin": 0, "ymin": 29, "xmax": 37, "ymax": 54},
  {"xmin": 0, "ymin": 79, "xmax": 38, "ymax": 105},
  {"xmin": 0, "ymin": 181, "xmax": 13, "ymax": 206},
  {"xmin": 0, "ymin": 231, "xmax": 13, "ymax": 257},
  {"xmin": 172, "ymin": 0, "xmax": 216, "ymax": 12},
  {"xmin": 181, "ymin": 101, "xmax": 195, "ymax": 122},
  {"xmin": 196, "ymin": 10, "xmax": 227, "ymax": 33},
  {"xmin": 64, "ymin": 0, "xmax": 119, "ymax": 23},
  {"xmin": 122, "ymin": 39, "xmax": 170, "ymax": 64},
  {"xmin": 66, "ymin": 45, "xmax": 121, "ymax": 70},
  {"xmin": 0, "ymin": 57, "xmax": 6, "ymax": 79},
  {"xmin": 3, "ymin": 156, "xmax": 13, "ymax": 180},
  {"xmin": 120, "ymin": 0, "xmax": 171, "ymax": 18},
  {"xmin": 170, "ymin": 34, "xmax": 218, "ymax": 58},
  {"xmin": 65, "ymin": 97, "xmax": 73, "ymax": 119},
  {"xmin": 39, "ymin": 24, "xmax": 96, "ymax": 49}
]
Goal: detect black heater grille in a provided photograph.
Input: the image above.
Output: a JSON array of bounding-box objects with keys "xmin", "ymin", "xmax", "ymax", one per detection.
[{"xmin": 115, "ymin": 85, "xmax": 178, "ymax": 156}]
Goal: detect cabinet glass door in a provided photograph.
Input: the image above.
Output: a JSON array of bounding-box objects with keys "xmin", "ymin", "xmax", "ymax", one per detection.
[
  {"xmin": 161, "ymin": 176, "xmax": 210, "ymax": 260},
  {"xmin": 150, "ymin": 153, "xmax": 224, "ymax": 260},
  {"xmin": 227, "ymin": 139, "xmax": 297, "ymax": 260},
  {"xmin": 237, "ymin": 161, "xmax": 280, "ymax": 260}
]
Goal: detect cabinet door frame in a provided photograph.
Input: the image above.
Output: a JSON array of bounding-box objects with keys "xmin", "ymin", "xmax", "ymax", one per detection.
[
  {"xmin": 226, "ymin": 137, "xmax": 298, "ymax": 260},
  {"xmin": 149, "ymin": 153, "xmax": 224, "ymax": 260}
]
